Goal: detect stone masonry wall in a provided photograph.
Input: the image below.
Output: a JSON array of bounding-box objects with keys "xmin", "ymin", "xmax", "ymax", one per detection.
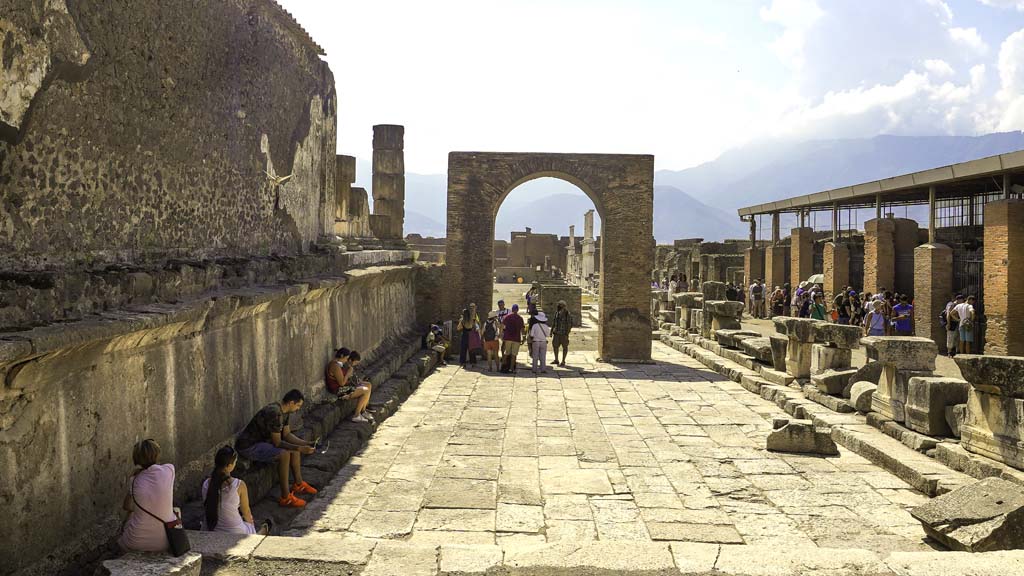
[
  {"xmin": 0, "ymin": 0, "xmax": 336, "ymax": 271},
  {"xmin": 0, "ymin": 264, "xmax": 426, "ymax": 574},
  {"xmin": 984, "ymin": 199, "xmax": 1024, "ymax": 355}
]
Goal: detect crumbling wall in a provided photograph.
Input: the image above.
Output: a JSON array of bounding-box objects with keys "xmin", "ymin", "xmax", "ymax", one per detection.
[
  {"xmin": 0, "ymin": 0, "xmax": 336, "ymax": 271},
  {"xmin": 0, "ymin": 264, "xmax": 422, "ymax": 575}
]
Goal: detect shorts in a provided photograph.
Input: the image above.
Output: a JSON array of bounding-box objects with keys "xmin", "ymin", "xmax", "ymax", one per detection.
[
  {"xmin": 484, "ymin": 340, "xmax": 500, "ymax": 352},
  {"xmin": 552, "ymin": 333, "xmax": 569, "ymax": 349},
  {"xmin": 503, "ymin": 341, "xmax": 521, "ymax": 357},
  {"xmin": 959, "ymin": 327, "xmax": 974, "ymax": 343},
  {"xmin": 432, "ymin": 344, "xmax": 447, "ymax": 354},
  {"xmin": 239, "ymin": 442, "xmax": 284, "ymax": 463},
  {"xmin": 946, "ymin": 329, "xmax": 959, "ymax": 349}
]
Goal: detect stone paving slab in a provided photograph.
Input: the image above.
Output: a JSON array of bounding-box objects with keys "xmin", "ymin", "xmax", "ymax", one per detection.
[{"xmin": 286, "ymin": 346, "xmax": 956, "ymax": 566}]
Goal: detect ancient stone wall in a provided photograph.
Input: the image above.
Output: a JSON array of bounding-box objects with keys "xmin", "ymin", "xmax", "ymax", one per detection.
[
  {"xmin": 0, "ymin": 0, "xmax": 336, "ymax": 271},
  {"xmin": 984, "ymin": 200, "xmax": 1024, "ymax": 355},
  {"xmin": 0, "ymin": 263, "xmax": 427, "ymax": 574}
]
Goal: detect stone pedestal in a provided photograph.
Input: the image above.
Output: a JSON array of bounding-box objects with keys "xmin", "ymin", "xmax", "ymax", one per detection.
[
  {"xmin": 812, "ymin": 344, "xmax": 852, "ymax": 373},
  {"xmin": 673, "ymin": 292, "xmax": 702, "ymax": 332},
  {"xmin": 810, "ymin": 323, "xmax": 861, "ymax": 379},
  {"xmin": 905, "ymin": 376, "xmax": 970, "ymax": 437},
  {"xmin": 777, "ymin": 317, "xmax": 824, "ymax": 379},
  {"xmin": 956, "ymin": 354, "xmax": 1024, "ymax": 469},
  {"xmin": 863, "ymin": 336, "xmax": 937, "ymax": 423},
  {"xmin": 914, "ymin": 243, "xmax": 953, "ymax": 349},
  {"xmin": 769, "ymin": 334, "xmax": 788, "ymax": 372},
  {"xmin": 705, "ymin": 300, "xmax": 744, "ymax": 336}
]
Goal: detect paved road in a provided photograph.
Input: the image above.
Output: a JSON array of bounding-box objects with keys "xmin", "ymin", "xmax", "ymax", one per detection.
[{"xmin": 291, "ymin": 341, "xmax": 937, "ymax": 555}]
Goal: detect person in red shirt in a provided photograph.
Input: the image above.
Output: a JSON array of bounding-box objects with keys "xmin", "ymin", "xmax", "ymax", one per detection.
[{"xmin": 501, "ymin": 304, "xmax": 525, "ymax": 373}]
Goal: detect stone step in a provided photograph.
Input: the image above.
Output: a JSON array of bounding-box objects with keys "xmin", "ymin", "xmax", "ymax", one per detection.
[{"xmin": 100, "ymin": 552, "xmax": 201, "ymax": 576}]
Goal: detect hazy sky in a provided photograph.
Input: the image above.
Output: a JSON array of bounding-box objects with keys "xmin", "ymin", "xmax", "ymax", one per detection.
[{"xmin": 279, "ymin": 0, "xmax": 1024, "ymax": 174}]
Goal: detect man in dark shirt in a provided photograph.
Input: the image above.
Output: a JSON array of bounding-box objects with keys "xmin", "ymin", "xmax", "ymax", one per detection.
[
  {"xmin": 236, "ymin": 389, "xmax": 317, "ymax": 508},
  {"xmin": 502, "ymin": 304, "xmax": 525, "ymax": 373}
]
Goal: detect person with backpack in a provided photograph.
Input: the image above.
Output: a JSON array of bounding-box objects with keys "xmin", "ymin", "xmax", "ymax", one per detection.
[
  {"xmin": 501, "ymin": 303, "xmax": 525, "ymax": 373},
  {"xmin": 749, "ymin": 280, "xmax": 763, "ymax": 318},
  {"xmin": 482, "ymin": 311, "xmax": 502, "ymax": 372},
  {"xmin": 951, "ymin": 295, "xmax": 977, "ymax": 354},
  {"xmin": 940, "ymin": 295, "xmax": 961, "ymax": 356},
  {"xmin": 551, "ymin": 300, "xmax": 573, "ymax": 367}
]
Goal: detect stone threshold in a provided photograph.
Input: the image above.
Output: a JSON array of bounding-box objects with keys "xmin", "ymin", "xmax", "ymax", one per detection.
[
  {"xmin": 122, "ymin": 533, "xmax": 1024, "ymax": 576},
  {"xmin": 662, "ymin": 333, "xmax": 973, "ymax": 497}
]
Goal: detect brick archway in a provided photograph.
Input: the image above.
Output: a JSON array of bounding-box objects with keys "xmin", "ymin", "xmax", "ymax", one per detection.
[{"xmin": 445, "ymin": 152, "xmax": 654, "ymax": 361}]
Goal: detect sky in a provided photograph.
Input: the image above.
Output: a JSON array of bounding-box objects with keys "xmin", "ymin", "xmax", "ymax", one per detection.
[{"xmin": 278, "ymin": 0, "xmax": 1024, "ymax": 175}]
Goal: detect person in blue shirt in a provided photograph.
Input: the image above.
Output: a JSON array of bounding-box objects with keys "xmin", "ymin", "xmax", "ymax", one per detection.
[{"xmin": 892, "ymin": 295, "xmax": 914, "ymax": 336}]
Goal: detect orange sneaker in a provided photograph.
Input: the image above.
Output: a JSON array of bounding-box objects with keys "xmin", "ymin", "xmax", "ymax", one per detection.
[
  {"xmin": 292, "ymin": 481, "xmax": 318, "ymax": 495},
  {"xmin": 278, "ymin": 493, "xmax": 306, "ymax": 508}
]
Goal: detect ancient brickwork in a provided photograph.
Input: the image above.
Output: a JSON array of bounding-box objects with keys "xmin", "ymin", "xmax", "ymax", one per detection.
[
  {"xmin": 984, "ymin": 200, "xmax": 1024, "ymax": 355},
  {"xmin": 445, "ymin": 152, "xmax": 653, "ymax": 361},
  {"xmin": 864, "ymin": 219, "xmax": 895, "ymax": 294},
  {"xmin": 765, "ymin": 245, "xmax": 790, "ymax": 290},
  {"xmin": 824, "ymin": 242, "xmax": 849, "ymax": 303},
  {"xmin": 0, "ymin": 0, "xmax": 336, "ymax": 271},
  {"xmin": 790, "ymin": 227, "xmax": 814, "ymax": 288},
  {"xmin": 914, "ymin": 244, "xmax": 953, "ymax": 348},
  {"xmin": 744, "ymin": 247, "xmax": 765, "ymax": 285}
]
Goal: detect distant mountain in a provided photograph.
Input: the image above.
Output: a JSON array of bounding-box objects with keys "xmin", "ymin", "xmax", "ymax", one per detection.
[
  {"xmin": 656, "ymin": 132, "xmax": 1024, "ymax": 212},
  {"xmin": 351, "ymin": 132, "xmax": 1024, "ymax": 243}
]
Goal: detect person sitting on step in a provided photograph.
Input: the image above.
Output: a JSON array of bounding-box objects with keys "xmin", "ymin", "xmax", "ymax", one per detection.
[
  {"xmin": 235, "ymin": 389, "xmax": 317, "ymax": 508},
  {"xmin": 326, "ymin": 347, "xmax": 372, "ymax": 419},
  {"xmin": 202, "ymin": 446, "xmax": 270, "ymax": 535},
  {"xmin": 342, "ymin": 350, "xmax": 374, "ymax": 423}
]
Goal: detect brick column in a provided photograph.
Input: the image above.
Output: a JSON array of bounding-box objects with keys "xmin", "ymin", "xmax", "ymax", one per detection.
[
  {"xmin": 790, "ymin": 227, "xmax": 814, "ymax": 288},
  {"xmin": 823, "ymin": 242, "xmax": 849, "ymax": 304},
  {"xmin": 864, "ymin": 218, "xmax": 895, "ymax": 293},
  {"xmin": 984, "ymin": 199, "xmax": 1024, "ymax": 355},
  {"xmin": 745, "ymin": 247, "xmax": 764, "ymax": 286},
  {"xmin": 765, "ymin": 245, "xmax": 789, "ymax": 291},
  {"xmin": 371, "ymin": 124, "xmax": 405, "ymax": 241},
  {"xmin": 894, "ymin": 218, "xmax": 920, "ymax": 296},
  {"xmin": 914, "ymin": 243, "xmax": 952, "ymax": 348}
]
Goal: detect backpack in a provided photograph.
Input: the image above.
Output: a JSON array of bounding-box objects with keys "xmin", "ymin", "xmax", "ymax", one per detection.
[
  {"xmin": 483, "ymin": 320, "xmax": 497, "ymax": 341},
  {"xmin": 751, "ymin": 284, "xmax": 763, "ymax": 296},
  {"xmin": 939, "ymin": 308, "xmax": 947, "ymax": 327}
]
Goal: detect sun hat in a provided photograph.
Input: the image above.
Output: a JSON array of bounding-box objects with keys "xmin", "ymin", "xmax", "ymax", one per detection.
[
  {"xmin": 535, "ymin": 312, "xmax": 548, "ymax": 322},
  {"xmin": 488, "ymin": 310, "xmax": 498, "ymax": 319}
]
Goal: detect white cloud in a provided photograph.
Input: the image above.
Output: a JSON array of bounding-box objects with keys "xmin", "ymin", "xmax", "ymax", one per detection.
[
  {"xmin": 977, "ymin": 0, "xmax": 1024, "ymax": 11},
  {"xmin": 995, "ymin": 28, "xmax": 1024, "ymax": 129},
  {"xmin": 760, "ymin": 0, "xmax": 825, "ymax": 71},
  {"xmin": 949, "ymin": 27, "xmax": 990, "ymax": 54},
  {"xmin": 924, "ymin": 59, "xmax": 955, "ymax": 77}
]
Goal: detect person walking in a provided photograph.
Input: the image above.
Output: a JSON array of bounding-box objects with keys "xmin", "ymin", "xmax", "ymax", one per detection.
[
  {"xmin": 501, "ymin": 303, "xmax": 525, "ymax": 373},
  {"xmin": 530, "ymin": 312, "xmax": 551, "ymax": 373},
  {"xmin": 457, "ymin": 308, "xmax": 480, "ymax": 367},
  {"xmin": 941, "ymin": 295, "xmax": 963, "ymax": 356},
  {"xmin": 892, "ymin": 294, "xmax": 914, "ymax": 336},
  {"xmin": 952, "ymin": 295, "xmax": 977, "ymax": 354},
  {"xmin": 551, "ymin": 301, "xmax": 573, "ymax": 367},
  {"xmin": 483, "ymin": 311, "xmax": 501, "ymax": 372},
  {"xmin": 679, "ymin": 274, "xmax": 689, "ymax": 292},
  {"xmin": 864, "ymin": 300, "xmax": 887, "ymax": 337}
]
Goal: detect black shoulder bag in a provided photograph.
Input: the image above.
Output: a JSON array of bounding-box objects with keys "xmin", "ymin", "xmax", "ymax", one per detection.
[{"xmin": 132, "ymin": 474, "xmax": 191, "ymax": 556}]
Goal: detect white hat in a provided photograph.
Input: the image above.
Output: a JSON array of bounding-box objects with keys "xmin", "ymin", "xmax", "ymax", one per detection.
[{"xmin": 535, "ymin": 312, "xmax": 548, "ymax": 322}]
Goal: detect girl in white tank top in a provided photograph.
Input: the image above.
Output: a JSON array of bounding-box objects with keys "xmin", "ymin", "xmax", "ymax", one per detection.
[{"xmin": 202, "ymin": 446, "xmax": 262, "ymax": 534}]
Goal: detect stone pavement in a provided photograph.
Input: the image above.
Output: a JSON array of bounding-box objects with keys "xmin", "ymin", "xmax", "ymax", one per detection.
[{"xmin": 286, "ymin": 341, "xmax": 937, "ymax": 555}]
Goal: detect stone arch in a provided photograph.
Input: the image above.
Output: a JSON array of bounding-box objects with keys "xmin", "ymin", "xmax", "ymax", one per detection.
[{"xmin": 445, "ymin": 152, "xmax": 654, "ymax": 361}]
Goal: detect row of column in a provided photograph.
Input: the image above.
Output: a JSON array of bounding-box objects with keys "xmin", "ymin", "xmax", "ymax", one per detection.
[
  {"xmin": 742, "ymin": 198, "xmax": 1024, "ymax": 355},
  {"xmin": 565, "ymin": 209, "xmax": 597, "ymax": 288}
]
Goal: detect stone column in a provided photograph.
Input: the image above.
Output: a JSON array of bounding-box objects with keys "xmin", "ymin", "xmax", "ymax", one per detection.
[
  {"xmin": 823, "ymin": 242, "xmax": 849, "ymax": 304},
  {"xmin": 566, "ymin": 224, "xmax": 577, "ymax": 284},
  {"xmin": 582, "ymin": 209, "xmax": 596, "ymax": 279},
  {"xmin": 335, "ymin": 155, "xmax": 356, "ymax": 223},
  {"xmin": 791, "ymin": 227, "xmax": 814, "ymax": 288},
  {"xmin": 810, "ymin": 323, "xmax": 862, "ymax": 395},
  {"xmin": 956, "ymin": 355, "xmax": 1024, "ymax": 468},
  {"xmin": 864, "ymin": 218, "xmax": 895, "ymax": 294},
  {"xmin": 863, "ymin": 336, "xmax": 937, "ymax": 423},
  {"xmin": 371, "ymin": 124, "xmax": 405, "ymax": 241},
  {"xmin": 984, "ymin": 199, "xmax": 1024, "ymax": 356},
  {"xmin": 893, "ymin": 218, "xmax": 920, "ymax": 296},
  {"xmin": 765, "ymin": 245, "xmax": 789, "ymax": 292},
  {"xmin": 745, "ymin": 247, "xmax": 764, "ymax": 287},
  {"xmin": 914, "ymin": 243, "xmax": 953, "ymax": 348}
]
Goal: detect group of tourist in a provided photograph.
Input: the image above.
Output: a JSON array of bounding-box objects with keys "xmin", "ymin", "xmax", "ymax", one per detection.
[
  {"xmin": 651, "ymin": 274, "xmax": 690, "ymax": 293},
  {"xmin": 446, "ymin": 294, "xmax": 573, "ymax": 374},
  {"xmin": 117, "ymin": 341, "xmax": 385, "ymax": 554}
]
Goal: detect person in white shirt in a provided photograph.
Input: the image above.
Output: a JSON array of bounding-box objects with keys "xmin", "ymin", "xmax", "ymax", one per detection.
[
  {"xmin": 529, "ymin": 312, "xmax": 552, "ymax": 373},
  {"xmin": 951, "ymin": 295, "xmax": 977, "ymax": 354}
]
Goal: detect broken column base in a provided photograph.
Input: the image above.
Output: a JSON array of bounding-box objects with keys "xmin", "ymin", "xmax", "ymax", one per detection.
[
  {"xmin": 873, "ymin": 369, "xmax": 933, "ymax": 423},
  {"xmin": 766, "ymin": 418, "xmax": 839, "ymax": 455},
  {"xmin": 812, "ymin": 368, "xmax": 858, "ymax": 396},
  {"xmin": 905, "ymin": 377, "xmax": 970, "ymax": 437},
  {"xmin": 812, "ymin": 343, "xmax": 852, "ymax": 374},
  {"xmin": 911, "ymin": 477, "xmax": 1024, "ymax": 552},
  {"xmin": 961, "ymin": 391, "xmax": 1024, "ymax": 470},
  {"xmin": 849, "ymin": 381, "xmax": 878, "ymax": 413}
]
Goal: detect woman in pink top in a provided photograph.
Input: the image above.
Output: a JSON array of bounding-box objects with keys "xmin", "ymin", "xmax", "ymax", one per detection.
[{"xmin": 118, "ymin": 439, "xmax": 175, "ymax": 553}]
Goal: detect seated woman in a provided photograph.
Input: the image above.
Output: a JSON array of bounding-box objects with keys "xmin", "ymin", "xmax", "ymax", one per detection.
[
  {"xmin": 118, "ymin": 439, "xmax": 175, "ymax": 553},
  {"xmin": 426, "ymin": 324, "xmax": 449, "ymax": 366},
  {"xmin": 202, "ymin": 446, "xmax": 269, "ymax": 535},
  {"xmin": 326, "ymin": 347, "xmax": 372, "ymax": 422}
]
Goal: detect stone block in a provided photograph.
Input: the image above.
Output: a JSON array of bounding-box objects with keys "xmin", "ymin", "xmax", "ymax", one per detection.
[
  {"xmin": 873, "ymin": 367, "xmax": 933, "ymax": 423},
  {"xmin": 911, "ymin": 477, "xmax": 1024, "ymax": 552},
  {"xmin": 843, "ymin": 361, "xmax": 884, "ymax": 397},
  {"xmin": 701, "ymin": 281, "xmax": 728, "ymax": 302},
  {"xmin": 778, "ymin": 317, "xmax": 824, "ymax": 343},
  {"xmin": 772, "ymin": 316, "xmax": 789, "ymax": 335},
  {"xmin": 862, "ymin": 336, "xmax": 938, "ymax": 371},
  {"xmin": 101, "ymin": 552, "xmax": 202, "ymax": 576},
  {"xmin": 785, "ymin": 340, "xmax": 814, "ymax": 380},
  {"xmin": 849, "ymin": 381, "xmax": 878, "ymax": 413},
  {"xmin": 955, "ymin": 354, "xmax": 1024, "ymax": 399},
  {"xmin": 905, "ymin": 377, "xmax": 971, "ymax": 437},
  {"xmin": 769, "ymin": 334, "xmax": 788, "ymax": 371},
  {"xmin": 812, "ymin": 344, "xmax": 852, "ymax": 374},
  {"xmin": 813, "ymin": 323, "xmax": 863, "ymax": 349},
  {"xmin": 714, "ymin": 329, "xmax": 761, "ymax": 348},
  {"xmin": 672, "ymin": 292, "xmax": 703, "ymax": 309},
  {"xmin": 184, "ymin": 531, "xmax": 264, "ymax": 561},
  {"xmin": 946, "ymin": 404, "xmax": 967, "ymax": 438},
  {"xmin": 766, "ymin": 418, "xmax": 839, "ymax": 455},
  {"xmin": 961, "ymin": 390, "xmax": 1024, "ymax": 470},
  {"xmin": 739, "ymin": 337, "xmax": 773, "ymax": 364},
  {"xmin": 503, "ymin": 541, "xmax": 676, "ymax": 574},
  {"xmin": 812, "ymin": 368, "xmax": 859, "ymax": 396}
]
